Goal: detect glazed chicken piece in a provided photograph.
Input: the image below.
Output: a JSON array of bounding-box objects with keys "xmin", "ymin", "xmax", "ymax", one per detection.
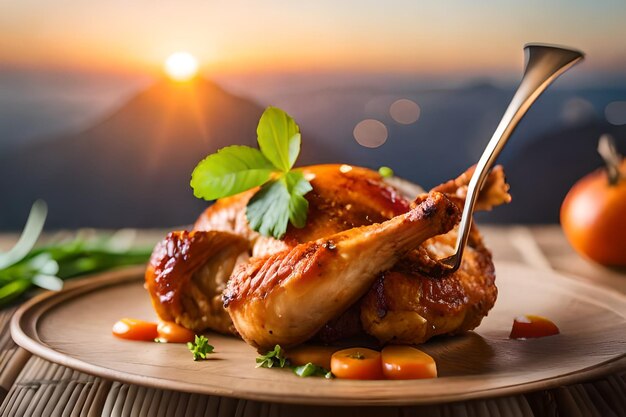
[
  {"xmin": 145, "ymin": 164, "xmax": 510, "ymax": 348},
  {"xmin": 430, "ymin": 164, "xmax": 511, "ymax": 212},
  {"xmin": 193, "ymin": 164, "xmax": 412, "ymax": 257},
  {"xmin": 359, "ymin": 227, "xmax": 498, "ymax": 345},
  {"xmin": 223, "ymin": 192, "xmax": 459, "ymax": 349},
  {"xmin": 145, "ymin": 230, "xmax": 249, "ymax": 334},
  {"xmin": 328, "ymin": 166, "xmax": 509, "ymax": 344},
  {"xmin": 146, "ymin": 164, "xmax": 410, "ymax": 335},
  {"xmin": 315, "ymin": 166, "xmax": 509, "ymax": 344}
]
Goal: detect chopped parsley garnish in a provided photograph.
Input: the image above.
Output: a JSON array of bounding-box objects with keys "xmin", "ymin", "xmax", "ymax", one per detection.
[
  {"xmin": 187, "ymin": 335, "xmax": 214, "ymax": 361},
  {"xmin": 257, "ymin": 346, "xmax": 334, "ymax": 378},
  {"xmin": 293, "ymin": 362, "xmax": 334, "ymax": 379},
  {"xmin": 190, "ymin": 107, "xmax": 312, "ymax": 239},
  {"xmin": 256, "ymin": 344, "xmax": 289, "ymax": 368}
]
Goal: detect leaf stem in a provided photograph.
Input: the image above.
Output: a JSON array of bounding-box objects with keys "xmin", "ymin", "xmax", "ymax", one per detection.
[{"xmin": 597, "ymin": 134, "xmax": 623, "ymax": 186}]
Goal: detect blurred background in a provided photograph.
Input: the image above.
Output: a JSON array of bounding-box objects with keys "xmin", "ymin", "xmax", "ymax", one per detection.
[{"xmin": 1, "ymin": 0, "xmax": 625, "ymax": 230}]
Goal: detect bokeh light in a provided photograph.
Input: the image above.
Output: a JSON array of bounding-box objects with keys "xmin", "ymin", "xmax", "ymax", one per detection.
[
  {"xmin": 353, "ymin": 119, "xmax": 388, "ymax": 148},
  {"xmin": 389, "ymin": 99, "xmax": 420, "ymax": 124},
  {"xmin": 560, "ymin": 97, "xmax": 594, "ymax": 125},
  {"xmin": 605, "ymin": 101, "xmax": 626, "ymax": 125}
]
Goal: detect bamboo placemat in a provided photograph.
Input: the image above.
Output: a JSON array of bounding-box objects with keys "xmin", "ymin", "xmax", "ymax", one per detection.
[
  {"xmin": 1, "ymin": 355, "xmax": 624, "ymax": 416},
  {"xmin": 0, "ymin": 226, "xmax": 624, "ymax": 416}
]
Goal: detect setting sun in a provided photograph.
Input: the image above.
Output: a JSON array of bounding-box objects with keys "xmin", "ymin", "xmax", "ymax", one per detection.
[{"xmin": 164, "ymin": 52, "xmax": 199, "ymax": 81}]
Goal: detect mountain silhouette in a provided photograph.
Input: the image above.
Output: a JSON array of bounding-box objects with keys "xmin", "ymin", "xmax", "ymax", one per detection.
[
  {"xmin": 2, "ymin": 78, "xmax": 623, "ymax": 230},
  {"xmin": 0, "ymin": 78, "xmax": 339, "ymax": 230}
]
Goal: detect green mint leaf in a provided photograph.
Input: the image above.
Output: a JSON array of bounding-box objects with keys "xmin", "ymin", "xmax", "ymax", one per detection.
[
  {"xmin": 378, "ymin": 166, "xmax": 394, "ymax": 178},
  {"xmin": 284, "ymin": 171, "xmax": 312, "ymax": 229},
  {"xmin": 246, "ymin": 172, "xmax": 312, "ymax": 239},
  {"xmin": 187, "ymin": 335, "xmax": 214, "ymax": 361},
  {"xmin": 246, "ymin": 179, "xmax": 290, "ymax": 239},
  {"xmin": 257, "ymin": 107, "xmax": 301, "ymax": 172},
  {"xmin": 293, "ymin": 362, "xmax": 330, "ymax": 378},
  {"xmin": 256, "ymin": 345, "xmax": 289, "ymax": 368},
  {"xmin": 190, "ymin": 145, "xmax": 275, "ymax": 201},
  {"xmin": 189, "ymin": 106, "xmax": 312, "ymax": 240}
]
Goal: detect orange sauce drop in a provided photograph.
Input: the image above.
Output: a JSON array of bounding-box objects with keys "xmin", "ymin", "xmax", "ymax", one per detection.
[
  {"xmin": 112, "ymin": 318, "xmax": 158, "ymax": 341},
  {"xmin": 156, "ymin": 320, "xmax": 195, "ymax": 343},
  {"xmin": 286, "ymin": 345, "xmax": 338, "ymax": 369},
  {"xmin": 509, "ymin": 315, "xmax": 560, "ymax": 339}
]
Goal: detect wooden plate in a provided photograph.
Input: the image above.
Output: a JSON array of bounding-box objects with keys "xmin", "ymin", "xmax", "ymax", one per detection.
[{"xmin": 10, "ymin": 262, "xmax": 626, "ymax": 406}]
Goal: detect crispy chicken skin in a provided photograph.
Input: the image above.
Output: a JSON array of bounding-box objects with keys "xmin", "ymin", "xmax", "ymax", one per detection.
[
  {"xmin": 332, "ymin": 167, "xmax": 509, "ymax": 344},
  {"xmin": 360, "ymin": 227, "xmax": 498, "ymax": 345},
  {"xmin": 145, "ymin": 230, "xmax": 248, "ymax": 334},
  {"xmin": 193, "ymin": 165, "xmax": 411, "ymax": 258},
  {"xmin": 145, "ymin": 164, "xmax": 510, "ymax": 348},
  {"xmin": 147, "ymin": 164, "xmax": 410, "ymax": 337},
  {"xmin": 431, "ymin": 164, "xmax": 511, "ymax": 211},
  {"xmin": 223, "ymin": 192, "xmax": 460, "ymax": 349}
]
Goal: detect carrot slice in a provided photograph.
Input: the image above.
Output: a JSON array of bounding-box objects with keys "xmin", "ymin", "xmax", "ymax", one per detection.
[
  {"xmin": 330, "ymin": 347, "xmax": 383, "ymax": 380},
  {"xmin": 112, "ymin": 318, "xmax": 158, "ymax": 341},
  {"xmin": 381, "ymin": 345, "xmax": 437, "ymax": 379},
  {"xmin": 510, "ymin": 315, "xmax": 560, "ymax": 339}
]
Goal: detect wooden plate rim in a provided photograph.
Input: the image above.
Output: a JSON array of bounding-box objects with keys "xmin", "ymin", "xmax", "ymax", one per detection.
[{"xmin": 10, "ymin": 263, "xmax": 626, "ymax": 406}]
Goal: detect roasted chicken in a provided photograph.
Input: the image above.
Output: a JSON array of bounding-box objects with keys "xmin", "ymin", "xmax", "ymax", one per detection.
[
  {"xmin": 145, "ymin": 164, "xmax": 511, "ymax": 350},
  {"xmin": 224, "ymin": 192, "xmax": 459, "ymax": 348}
]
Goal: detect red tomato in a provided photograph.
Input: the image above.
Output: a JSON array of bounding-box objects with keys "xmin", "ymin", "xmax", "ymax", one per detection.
[
  {"xmin": 381, "ymin": 346, "xmax": 437, "ymax": 379},
  {"xmin": 330, "ymin": 348, "xmax": 383, "ymax": 380},
  {"xmin": 560, "ymin": 160, "xmax": 626, "ymax": 267},
  {"xmin": 509, "ymin": 315, "xmax": 560, "ymax": 339},
  {"xmin": 112, "ymin": 318, "xmax": 158, "ymax": 341},
  {"xmin": 156, "ymin": 320, "xmax": 195, "ymax": 343}
]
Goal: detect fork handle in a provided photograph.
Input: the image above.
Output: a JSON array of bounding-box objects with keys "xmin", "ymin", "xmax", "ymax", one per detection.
[{"xmin": 450, "ymin": 44, "xmax": 584, "ymax": 271}]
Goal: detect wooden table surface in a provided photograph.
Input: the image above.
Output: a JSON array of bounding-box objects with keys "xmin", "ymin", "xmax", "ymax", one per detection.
[{"xmin": 0, "ymin": 226, "xmax": 624, "ymax": 417}]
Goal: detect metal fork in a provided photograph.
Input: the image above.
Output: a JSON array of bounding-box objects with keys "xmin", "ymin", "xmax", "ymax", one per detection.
[{"xmin": 440, "ymin": 44, "xmax": 584, "ymax": 272}]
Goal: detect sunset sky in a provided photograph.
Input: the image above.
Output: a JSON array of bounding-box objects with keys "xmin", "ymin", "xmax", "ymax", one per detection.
[
  {"xmin": 1, "ymin": 1, "xmax": 625, "ymax": 230},
  {"xmin": 2, "ymin": 0, "xmax": 625, "ymax": 80}
]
